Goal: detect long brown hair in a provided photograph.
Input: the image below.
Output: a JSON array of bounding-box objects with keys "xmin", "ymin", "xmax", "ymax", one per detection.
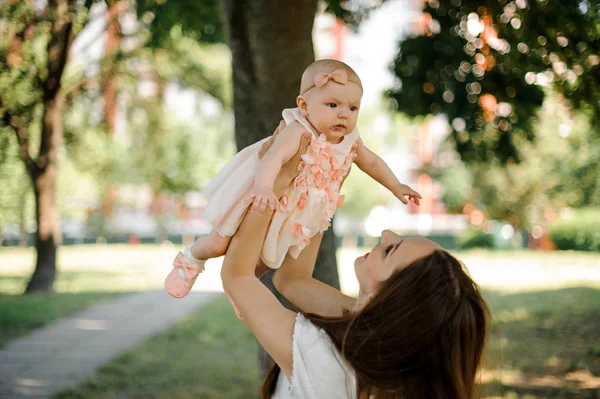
[{"xmin": 261, "ymin": 249, "xmax": 490, "ymax": 398}]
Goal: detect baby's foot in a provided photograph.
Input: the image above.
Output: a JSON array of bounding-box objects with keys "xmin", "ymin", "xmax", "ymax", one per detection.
[{"xmin": 164, "ymin": 247, "xmax": 206, "ymax": 298}]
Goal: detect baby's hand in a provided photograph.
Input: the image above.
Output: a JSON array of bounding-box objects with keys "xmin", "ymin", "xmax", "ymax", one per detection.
[
  {"xmin": 394, "ymin": 184, "xmax": 422, "ymax": 206},
  {"xmin": 247, "ymin": 185, "xmax": 278, "ymax": 214}
]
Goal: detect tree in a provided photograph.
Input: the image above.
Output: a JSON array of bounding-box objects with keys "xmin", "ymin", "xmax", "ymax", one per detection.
[
  {"xmin": 217, "ymin": 0, "xmax": 388, "ymax": 378},
  {"xmin": 218, "ymin": 0, "xmax": 320, "ymax": 376},
  {"xmin": 0, "ymin": 0, "xmax": 232, "ymax": 292},
  {"xmin": 388, "ymin": 0, "xmax": 599, "ymax": 163},
  {"xmin": 437, "ymin": 92, "xmax": 600, "ymax": 231},
  {"xmin": 0, "ymin": 0, "xmax": 96, "ymax": 292}
]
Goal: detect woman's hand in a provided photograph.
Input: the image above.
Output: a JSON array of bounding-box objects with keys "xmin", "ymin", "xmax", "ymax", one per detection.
[{"xmin": 258, "ymin": 120, "xmax": 312, "ymax": 198}]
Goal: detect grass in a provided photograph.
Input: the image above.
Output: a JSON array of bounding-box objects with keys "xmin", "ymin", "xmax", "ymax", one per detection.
[
  {"xmin": 2, "ymin": 244, "xmax": 600, "ymax": 397},
  {"xmin": 0, "ymin": 244, "xmax": 178, "ymax": 348},
  {"xmin": 54, "ymin": 295, "xmax": 260, "ymax": 399},
  {"xmin": 483, "ymin": 287, "xmax": 600, "ymax": 398},
  {"xmin": 0, "ymin": 292, "xmax": 117, "ymax": 348},
  {"xmin": 53, "ymin": 287, "xmax": 600, "ymax": 399},
  {"xmin": 0, "ymin": 244, "xmax": 174, "ymax": 295}
]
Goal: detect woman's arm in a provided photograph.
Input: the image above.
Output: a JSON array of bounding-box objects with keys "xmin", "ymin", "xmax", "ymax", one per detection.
[
  {"xmin": 354, "ymin": 139, "xmax": 421, "ymax": 205},
  {"xmin": 221, "ymin": 208, "xmax": 297, "ymax": 378},
  {"xmin": 220, "ymin": 128, "xmax": 312, "ymax": 379},
  {"xmin": 272, "ymin": 233, "xmax": 357, "ymax": 317},
  {"xmin": 255, "ymin": 125, "xmax": 356, "ymax": 316}
]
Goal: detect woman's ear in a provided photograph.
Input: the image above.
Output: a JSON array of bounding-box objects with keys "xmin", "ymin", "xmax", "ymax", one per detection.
[{"xmin": 296, "ymin": 95, "xmax": 308, "ymax": 115}]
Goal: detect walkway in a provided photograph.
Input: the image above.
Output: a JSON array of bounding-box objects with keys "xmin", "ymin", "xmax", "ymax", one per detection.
[{"xmin": 0, "ymin": 290, "xmax": 218, "ymax": 399}]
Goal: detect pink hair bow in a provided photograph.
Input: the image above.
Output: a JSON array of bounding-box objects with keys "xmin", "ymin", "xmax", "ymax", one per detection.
[{"xmin": 314, "ymin": 69, "xmax": 348, "ymax": 88}]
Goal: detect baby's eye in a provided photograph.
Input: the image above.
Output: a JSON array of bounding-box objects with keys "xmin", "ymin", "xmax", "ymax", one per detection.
[
  {"xmin": 327, "ymin": 103, "xmax": 337, "ymax": 108},
  {"xmin": 350, "ymin": 106, "xmax": 358, "ymax": 111}
]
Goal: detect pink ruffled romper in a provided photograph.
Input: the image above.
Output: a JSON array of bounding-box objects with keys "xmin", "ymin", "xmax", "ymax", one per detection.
[{"xmin": 201, "ymin": 107, "xmax": 359, "ymax": 269}]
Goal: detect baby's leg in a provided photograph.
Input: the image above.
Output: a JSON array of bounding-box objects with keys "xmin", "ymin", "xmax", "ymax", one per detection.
[
  {"xmin": 165, "ymin": 230, "xmax": 231, "ymax": 299},
  {"xmin": 189, "ymin": 230, "xmax": 232, "ymax": 261}
]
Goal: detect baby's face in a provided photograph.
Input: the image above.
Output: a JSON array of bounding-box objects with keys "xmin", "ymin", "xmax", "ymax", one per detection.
[{"xmin": 299, "ymin": 82, "xmax": 362, "ymax": 143}]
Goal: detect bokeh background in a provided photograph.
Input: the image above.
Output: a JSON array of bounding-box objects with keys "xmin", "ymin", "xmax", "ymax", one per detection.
[{"xmin": 1, "ymin": 0, "xmax": 599, "ymax": 398}]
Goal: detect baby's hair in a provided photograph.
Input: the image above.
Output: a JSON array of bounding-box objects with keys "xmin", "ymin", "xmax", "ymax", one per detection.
[{"xmin": 300, "ymin": 59, "xmax": 363, "ymax": 95}]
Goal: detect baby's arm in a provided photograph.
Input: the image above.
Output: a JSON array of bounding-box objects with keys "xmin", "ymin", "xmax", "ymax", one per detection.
[
  {"xmin": 353, "ymin": 139, "xmax": 422, "ymax": 205},
  {"xmin": 249, "ymin": 122, "xmax": 307, "ymax": 213}
]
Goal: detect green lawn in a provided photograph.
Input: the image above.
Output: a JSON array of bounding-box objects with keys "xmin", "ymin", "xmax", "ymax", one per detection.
[
  {"xmin": 0, "ymin": 292, "xmax": 117, "ymax": 348},
  {"xmin": 0, "ymin": 244, "xmax": 173, "ymax": 348},
  {"xmin": 52, "ymin": 287, "xmax": 600, "ymax": 399},
  {"xmin": 54, "ymin": 295, "xmax": 260, "ymax": 399},
  {"xmin": 2, "ymin": 245, "xmax": 599, "ymax": 398},
  {"xmin": 483, "ymin": 287, "xmax": 600, "ymax": 397}
]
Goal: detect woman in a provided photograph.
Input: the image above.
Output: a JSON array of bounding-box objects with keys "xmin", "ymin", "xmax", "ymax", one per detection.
[{"xmin": 221, "ymin": 124, "xmax": 490, "ymax": 399}]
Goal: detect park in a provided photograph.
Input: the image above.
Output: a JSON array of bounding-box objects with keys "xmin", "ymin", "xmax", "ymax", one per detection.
[{"xmin": 1, "ymin": 0, "xmax": 599, "ymax": 398}]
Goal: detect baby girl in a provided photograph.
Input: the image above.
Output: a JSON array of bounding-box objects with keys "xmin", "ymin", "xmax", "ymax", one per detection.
[{"xmin": 165, "ymin": 59, "xmax": 421, "ymax": 298}]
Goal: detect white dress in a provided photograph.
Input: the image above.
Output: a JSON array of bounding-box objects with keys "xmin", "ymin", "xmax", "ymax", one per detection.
[
  {"xmin": 272, "ymin": 314, "xmax": 358, "ymax": 399},
  {"xmin": 201, "ymin": 108, "xmax": 360, "ymax": 269}
]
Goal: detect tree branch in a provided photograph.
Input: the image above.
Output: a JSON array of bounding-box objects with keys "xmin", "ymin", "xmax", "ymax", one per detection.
[
  {"xmin": 61, "ymin": 46, "xmax": 149, "ymax": 101},
  {"xmin": 0, "ymin": 105, "xmax": 37, "ymax": 177}
]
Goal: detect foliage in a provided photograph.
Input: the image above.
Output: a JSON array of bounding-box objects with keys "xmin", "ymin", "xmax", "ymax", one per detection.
[
  {"xmin": 0, "ymin": 135, "xmax": 34, "ymax": 232},
  {"xmin": 120, "ymin": 98, "xmax": 235, "ymax": 194},
  {"xmin": 149, "ymin": 34, "xmax": 232, "ymax": 107},
  {"xmin": 136, "ymin": 0, "xmax": 391, "ymax": 49},
  {"xmin": 437, "ymin": 93, "xmax": 600, "ymax": 229},
  {"xmin": 549, "ymin": 208, "xmax": 600, "ymax": 252},
  {"xmin": 323, "ymin": 0, "xmax": 391, "ymax": 28},
  {"xmin": 136, "ymin": 0, "xmax": 224, "ymax": 48},
  {"xmin": 457, "ymin": 226, "xmax": 493, "ymax": 249},
  {"xmin": 437, "ymin": 160, "xmax": 472, "ymax": 213},
  {"xmin": 0, "ymin": 0, "xmax": 233, "ymax": 226},
  {"xmin": 389, "ymin": 0, "xmax": 600, "ymax": 163},
  {"xmin": 0, "ymin": 1, "xmax": 90, "ymax": 123}
]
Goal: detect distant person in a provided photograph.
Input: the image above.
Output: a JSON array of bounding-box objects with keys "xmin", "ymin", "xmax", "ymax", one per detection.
[
  {"xmin": 220, "ymin": 132, "xmax": 491, "ymax": 398},
  {"xmin": 165, "ymin": 59, "xmax": 421, "ymax": 300}
]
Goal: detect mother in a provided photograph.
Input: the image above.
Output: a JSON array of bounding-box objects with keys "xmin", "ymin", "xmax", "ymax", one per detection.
[{"xmin": 221, "ymin": 124, "xmax": 490, "ymax": 399}]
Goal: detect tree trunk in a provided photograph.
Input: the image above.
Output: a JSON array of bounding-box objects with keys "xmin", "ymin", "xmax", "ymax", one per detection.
[
  {"xmin": 103, "ymin": 0, "xmax": 122, "ymax": 138},
  {"xmin": 218, "ymin": 0, "xmax": 340, "ymax": 381},
  {"xmin": 23, "ymin": 0, "xmax": 73, "ymax": 293},
  {"xmin": 220, "ymin": 0, "xmax": 318, "ymax": 149},
  {"xmin": 25, "ymin": 96, "xmax": 65, "ymax": 293}
]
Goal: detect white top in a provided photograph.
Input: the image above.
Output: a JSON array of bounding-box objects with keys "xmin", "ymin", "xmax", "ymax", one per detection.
[{"xmin": 272, "ymin": 314, "xmax": 358, "ymax": 399}]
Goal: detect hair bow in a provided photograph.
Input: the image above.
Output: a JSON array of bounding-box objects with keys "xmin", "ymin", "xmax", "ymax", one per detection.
[{"xmin": 314, "ymin": 69, "xmax": 348, "ymax": 88}]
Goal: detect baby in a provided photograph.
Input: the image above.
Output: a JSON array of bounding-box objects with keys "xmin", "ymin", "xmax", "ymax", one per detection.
[{"xmin": 165, "ymin": 59, "xmax": 421, "ymax": 298}]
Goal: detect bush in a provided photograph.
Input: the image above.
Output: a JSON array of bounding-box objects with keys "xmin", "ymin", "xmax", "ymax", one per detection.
[
  {"xmin": 457, "ymin": 227, "xmax": 494, "ymax": 249},
  {"xmin": 549, "ymin": 208, "xmax": 600, "ymax": 252}
]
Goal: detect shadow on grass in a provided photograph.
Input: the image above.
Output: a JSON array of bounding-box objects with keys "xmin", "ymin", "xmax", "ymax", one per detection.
[
  {"xmin": 56, "ymin": 295, "xmax": 260, "ymax": 399},
  {"xmin": 482, "ymin": 286, "xmax": 600, "ymax": 398}
]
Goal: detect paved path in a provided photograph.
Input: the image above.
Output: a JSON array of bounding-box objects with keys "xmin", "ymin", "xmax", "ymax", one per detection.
[{"xmin": 0, "ymin": 290, "xmax": 218, "ymax": 399}]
